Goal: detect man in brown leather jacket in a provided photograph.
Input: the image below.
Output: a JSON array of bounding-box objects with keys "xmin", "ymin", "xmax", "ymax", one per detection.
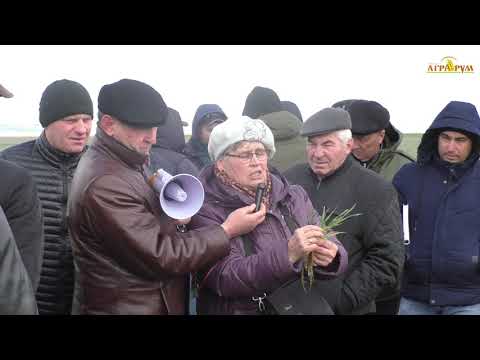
[{"xmin": 68, "ymin": 79, "xmax": 265, "ymax": 315}]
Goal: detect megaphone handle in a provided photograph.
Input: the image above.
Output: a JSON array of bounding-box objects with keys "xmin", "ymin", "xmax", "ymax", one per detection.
[{"xmin": 176, "ymin": 224, "xmax": 187, "ymax": 233}]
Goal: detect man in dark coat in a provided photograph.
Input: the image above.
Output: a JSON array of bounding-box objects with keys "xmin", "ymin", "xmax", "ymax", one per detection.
[
  {"xmin": 149, "ymin": 107, "xmax": 199, "ymax": 177},
  {"xmin": 1, "ymin": 79, "xmax": 94, "ymax": 314},
  {"xmin": 284, "ymin": 107, "xmax": 404, "ymax": 315},
  {"xmin": 183, "ymin": 104, "xmax": 227, "ymax": 171},
  {"xmin": 148, "ymin": 107, "xmax": 199, "ymax": 314},
  {"xmin": 0, "ymin": 160, "xmax": 43, "ymax": 292},
  {"xmin": 333, "ymin": 99, "xmax": 414, "ymax": 315},
  {"xmin": 0, "ymin": 206, "xmax": 38, "ymax": 314},
  {"xmin": 0, "ymin": 84, "xmax": 44, "ymax": 292},
  {"xmin": 393, "ymin": 101, "xmax": 480, "ymax": 315},
  {"xmin": 333, "ymin": 99, "xmax": 414, "ymax": 181}
]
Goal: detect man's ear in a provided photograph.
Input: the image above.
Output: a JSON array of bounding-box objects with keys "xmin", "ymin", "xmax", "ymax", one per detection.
[
  {"xmin": 378, "ymin": 129, "xmax": 386, "ymax": 144},
  {"xmin": 345, "ymin": 138, "xmax": 354, "ymax": 153},
  {"xmin": 100, "ymin": 114, "xmax": 116, "ymax": 136}
]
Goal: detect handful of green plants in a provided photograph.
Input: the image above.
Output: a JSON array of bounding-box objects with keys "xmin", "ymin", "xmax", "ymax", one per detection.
[{"xmin": 301, "ymin": 204, "xmax": 360, "ymax": 292}]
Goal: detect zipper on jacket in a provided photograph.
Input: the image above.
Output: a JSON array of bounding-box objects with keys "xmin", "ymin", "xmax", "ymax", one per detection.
[{"xmin": 61, "ymin": 168, "xmax": 69, "ymax": 237}]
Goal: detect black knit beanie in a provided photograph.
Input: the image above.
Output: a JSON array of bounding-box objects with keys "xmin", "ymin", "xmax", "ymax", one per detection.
[
  {"xmin": 39, "ymin": 79, "xmax": 93, "ymax": 128},
  {"xmin": 242, "ymin": 86, "xmax": 282, "ymax": 119}
]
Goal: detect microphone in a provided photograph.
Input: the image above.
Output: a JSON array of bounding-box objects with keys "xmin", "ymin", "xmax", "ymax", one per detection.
[{"xmin": 254, "ymin": 183, "xmax": 266, "ymax": 212}]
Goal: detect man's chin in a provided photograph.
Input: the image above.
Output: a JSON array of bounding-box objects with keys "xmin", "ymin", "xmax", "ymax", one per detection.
[
  {"xmin": 309, "ymin": 164, "xmax": 331, "ymax": 177},
  {"xmin": 352, "ymin": 152, "xmax": 369, "ymax": 162},
  {"xmin": 65, "ymin": 144, "xmax": 87, "ymax": 154},
  {"xmin": 131, "ymin": 146, "xmax": 151, "ymax": 156}
]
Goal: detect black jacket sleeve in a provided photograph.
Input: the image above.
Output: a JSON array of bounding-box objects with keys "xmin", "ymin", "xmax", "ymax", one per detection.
[
  {"xmin": 0, "ymin": 160, "xmax": 44, "ymax": 291},
  {"xmin": 336, "ymin": 187, "xmax": 405, "ymax": 314},
  {"xmin": 0, "ymin": 206, "xmax": 38, "ymax": 315}
]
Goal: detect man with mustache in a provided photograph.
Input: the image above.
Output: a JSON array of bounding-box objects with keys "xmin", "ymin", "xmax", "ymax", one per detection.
[
  {"xmin": 393, "ymin": 101, "xmax": 480, "ymax": 315},
  {"xmin": 1, "ymin": 79, "xmax": 94, "ymax": 314}
]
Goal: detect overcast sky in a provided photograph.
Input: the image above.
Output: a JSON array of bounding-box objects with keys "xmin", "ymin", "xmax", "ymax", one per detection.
[{"xmin": 1, "ymin": 45, "xmax": 479, "ymax": 136}]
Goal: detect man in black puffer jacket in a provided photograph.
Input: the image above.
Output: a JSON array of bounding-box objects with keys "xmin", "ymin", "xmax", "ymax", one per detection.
[
  {"xmin": 284, "ymin": 107, "xmax": 404, "ymax": 315},
  {"xmin": 1, "ymin": 79, "xmax": 93, "ymax": 315}
]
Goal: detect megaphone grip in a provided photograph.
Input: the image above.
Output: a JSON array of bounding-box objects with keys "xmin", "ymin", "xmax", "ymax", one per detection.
[{"xmin": 255, "ymin": 184, "xmax": 266, "ymax": 212}]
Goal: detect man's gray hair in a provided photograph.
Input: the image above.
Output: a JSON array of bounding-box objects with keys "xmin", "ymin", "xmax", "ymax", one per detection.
[{"xmin": 335, "ymin": 129, "xmax": 352, "ymax": 145}]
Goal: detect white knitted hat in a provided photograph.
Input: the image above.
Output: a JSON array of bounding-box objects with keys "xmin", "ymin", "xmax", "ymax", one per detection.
[{"xmin": 208, "ymin": 116, "xmax": 276, "ymax": 161}]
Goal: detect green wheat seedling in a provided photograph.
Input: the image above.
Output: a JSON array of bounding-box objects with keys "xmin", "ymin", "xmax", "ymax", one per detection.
[{"xmin": 301, "ymin": 204, "xmax": 360, "ymax": 292}]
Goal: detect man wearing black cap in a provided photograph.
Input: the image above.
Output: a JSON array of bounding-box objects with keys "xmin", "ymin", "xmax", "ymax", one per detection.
[
  {"xmin": 333, "ymin": 99, "xmax": 414, "ymax": 182},
  {"xmin": 1, "ymin": 79, "xmax": 94, "ymax": 315},
  {"xmin": 332, "ymin": 99, "xmax": 414, "ymax": 315},
  {"xmin": 68, "ymin": 79, "xmax": 266, "ymax": 315},
  {"xmin": 284, "ymin": 107, "xmax": 404, "ymax": 315}
]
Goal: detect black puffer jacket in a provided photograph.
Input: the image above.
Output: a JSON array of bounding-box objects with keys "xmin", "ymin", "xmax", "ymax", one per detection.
[
  {"xmin": 284, "ymin": 156, "xmax": 404, "ymax": 314},
  {"xmin": 1, "ymin": 132, "xmax": 85, "ymax": 314},
  {"xmin": 0, "ymin": 159, "xmax": 43, "ymax": 291},
  {"xmin": 0, "ymin": 206, "xmax": 38, "ymax": 314}
]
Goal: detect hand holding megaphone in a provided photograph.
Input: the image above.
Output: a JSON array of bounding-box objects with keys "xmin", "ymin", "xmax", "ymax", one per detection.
[{"xmin": 148, "ymin": 169, "xmax": 205, "ymax": 220}]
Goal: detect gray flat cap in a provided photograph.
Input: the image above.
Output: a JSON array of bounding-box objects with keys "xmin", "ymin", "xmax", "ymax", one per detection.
[{"xmin": 301, "ymin": 107, "xmax": 352, "ymax": 137}]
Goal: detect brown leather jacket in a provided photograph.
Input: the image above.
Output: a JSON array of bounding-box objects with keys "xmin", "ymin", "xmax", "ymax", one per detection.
[{"xmin": 68, "ymin": 128, "xmax": 230, "ymax": 315}]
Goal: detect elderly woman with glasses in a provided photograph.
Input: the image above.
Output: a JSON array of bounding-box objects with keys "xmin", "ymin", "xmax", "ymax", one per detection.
[{"xmin": 190, "ymin": 116, "xmax": 348, "ymax": 315}]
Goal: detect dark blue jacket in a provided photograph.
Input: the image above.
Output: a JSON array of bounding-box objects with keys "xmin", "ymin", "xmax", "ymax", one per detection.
[
  {"xmin": 393, "ymin": 101, "xmax": 480, "ymax": 306},
  {"xmin": 183, "ymin": 104, "xmax": 227, "ymax": 171}
]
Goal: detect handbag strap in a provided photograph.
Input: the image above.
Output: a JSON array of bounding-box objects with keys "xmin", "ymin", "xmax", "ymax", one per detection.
[
  {"xmin": 242, "ymin": 201, "xmax": 299, "ymax": 257},
  {"xmin": 241, "ymin": 201, "xmax": 304, "ymax": 313}
]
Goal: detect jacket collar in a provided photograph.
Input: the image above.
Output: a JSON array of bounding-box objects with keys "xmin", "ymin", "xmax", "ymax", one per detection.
[
  {"xmin": 353, "ymin": 148, "xmax": 381, "ymax": 168},
  {"xmin": 432, "ymin": 151, "xmax": 479, "ymax": 181},
  {"xmin": 200, "ymin": 164, "xmax": 291, "ymax": 208},
  {"xmin": 35, "ymin": 130, "xmax": 84, "ymax": 169},
  {"xmin": 309, "ymin": 154, "xmax": 354, "ymax": 186},
  {"xmin": 94, "ymin": 127, "xmax": 147, "ymax": 170}
]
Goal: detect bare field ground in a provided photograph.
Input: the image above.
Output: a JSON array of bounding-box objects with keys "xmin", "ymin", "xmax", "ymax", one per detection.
[{"xmin": 0, "ymin": 137, "xmax": 36, "ymax": 151}]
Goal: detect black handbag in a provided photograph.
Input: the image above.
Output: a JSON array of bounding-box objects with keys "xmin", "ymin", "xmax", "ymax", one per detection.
[
  {"xmin": 263, "ymin": 278, "xmax": 334, "ymax": 315},
  {"xmin": 243, "ymin": 203, "xmax": 334, "ymax": 315}
]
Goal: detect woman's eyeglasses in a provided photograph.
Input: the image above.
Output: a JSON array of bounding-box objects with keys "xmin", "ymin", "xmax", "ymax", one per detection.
[{"xmin": 226, "ymin": 149, "xmax": 269, "ymax": 162}]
